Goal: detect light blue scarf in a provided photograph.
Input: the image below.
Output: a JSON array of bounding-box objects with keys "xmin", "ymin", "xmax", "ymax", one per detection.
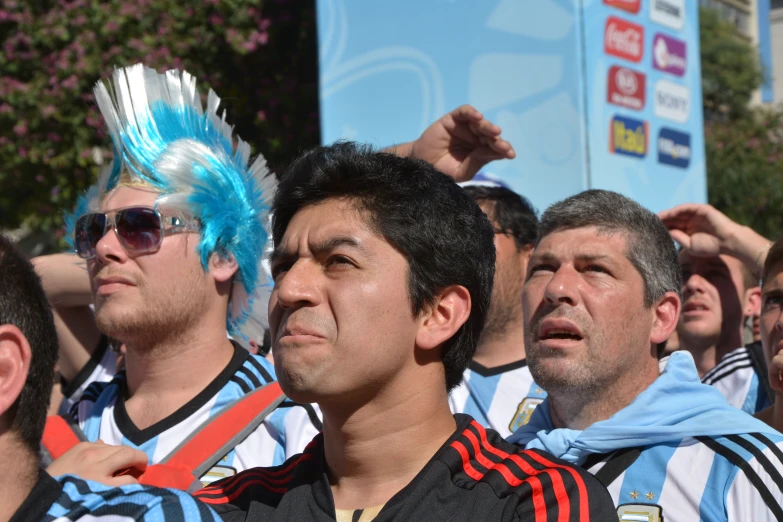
[{"xmin": 508, "ymin": 351, "xmax": 781, "ymax": 465}]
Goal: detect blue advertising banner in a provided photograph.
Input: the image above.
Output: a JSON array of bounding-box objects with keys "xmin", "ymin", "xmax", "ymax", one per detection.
[{"xmin": 316, "ymin": 0, "xmax": 706, "ymax": 213}]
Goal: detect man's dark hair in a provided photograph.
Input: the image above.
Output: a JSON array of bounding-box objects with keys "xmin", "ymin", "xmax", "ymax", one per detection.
[
  {"xmin": 763, "ymin": 238, "xmax": 783, "ymax": 287},
  {"xmin": 462, "ymin": 186, "xmax": 538, "ymax": 249},
  {"xmin": 0, "ymin": 234, "xmax": 58, "ymax": 453},
  {"xmin": 272, "ymin": 142, "xmax": 496, "ymax": 391},
  {"xmin": 539, "ymin": 190, "xmax": 682, "ymax": 307}
]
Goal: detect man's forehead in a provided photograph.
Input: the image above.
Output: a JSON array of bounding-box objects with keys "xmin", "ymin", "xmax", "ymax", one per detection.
[
  {"xmin": 678, "ymin": 251, "xmax": 732, "ymax": 271},
  {"xmin": 763, "ymin": 262, "xmax": 783, "ymax": 291},
  {"xmin": 277, "ymin": 200, "xmax": 378, "ymax": 252},
  {"xmin": 100, "ymin": 186, "xmax": 159, "ymax": 211},
  {"xmin": 534, "ymin": 226, "xmax": 629, "ymax": 257}
]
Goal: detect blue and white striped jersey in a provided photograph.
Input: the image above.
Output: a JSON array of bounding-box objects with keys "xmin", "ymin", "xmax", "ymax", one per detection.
[
  {"xmin": 702, "ymin": 346, "xmax": 771, "ymax": 414},
  {"xmin": 69, "ymin": 343, "xmax": 320, "ymax": 485},
  {"xmin": 584, "ymin": 432, "xmax": 783, "ymax": 522},
  {"xmin": 59, "ymin": 336, "xmax": 118, "ymax": 416},
  {"xmin": 448, "ymin": 360, "xmax": 546, "ymax": 438},
  {"xmin": 12, "ymin": 471, "xmax": 219, "ymax": 522}
]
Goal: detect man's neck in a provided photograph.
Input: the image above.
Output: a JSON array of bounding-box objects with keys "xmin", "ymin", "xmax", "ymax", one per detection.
[
  {"xmin": 122, "ymin": 320, "xmax": 236, "ymax": 430},
  {"xmin": 472, "ymin": 320, "xmax": 526, "ymax": 368},
  {"xmin": 681, "ymin": 329, "xmax": 742, "ymax": 377},
  {"xmin": 548, "ymin": 359, "xmax": 660, "ymax": 430},
  {"xmin": 0, "ymin": 437, "xmax": 38, "ymax": 522},
  {"xmin": 322, "ymin": 376, "xmax": 457, "ymax": 510}
]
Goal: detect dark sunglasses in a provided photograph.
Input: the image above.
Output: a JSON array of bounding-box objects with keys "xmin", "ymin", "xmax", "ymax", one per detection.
[{"xmin": 74, "ymin": 206, "xmax": 197, "ymax": 260}]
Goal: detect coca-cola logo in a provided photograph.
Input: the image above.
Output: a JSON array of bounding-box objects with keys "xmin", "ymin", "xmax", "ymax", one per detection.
[{"xmin": 605, "ymin": 17, "xmax": 644, "ymax": 63}]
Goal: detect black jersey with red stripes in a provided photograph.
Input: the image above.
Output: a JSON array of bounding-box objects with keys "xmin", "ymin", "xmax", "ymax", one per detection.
[{"xmin": 193, "ymin": 413, "xmax": 615, "ymax": 521}]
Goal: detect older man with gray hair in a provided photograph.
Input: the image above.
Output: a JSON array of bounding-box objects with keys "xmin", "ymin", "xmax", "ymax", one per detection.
[{"xmin": 509, "ymin": 190, "xmax": 783, "ymax": 521}]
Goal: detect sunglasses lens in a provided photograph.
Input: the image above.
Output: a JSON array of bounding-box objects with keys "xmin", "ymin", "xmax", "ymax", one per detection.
[
  {"xmin": 74, "ymin": 214, "xmax": 106, "ymax": 259},
  {"xmin": 116, "ymin": 208, "xmax": 162, "ymax": 253}
]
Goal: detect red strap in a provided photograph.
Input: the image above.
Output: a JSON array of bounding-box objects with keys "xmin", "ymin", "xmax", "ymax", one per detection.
[
  {"xmin": 164, "ymin": 381, "xmax": 283, "ymax": 472},
  {"xmin": 42, "ymin": 415, "xmax": 83, "ymax": 460},
  {"xmin": 136, "ymin": 464, "xmax": 202, "ymax": 491},
  {"xmin": 129, "ymin": 381, "xmax": 284, "ymax": 489}
]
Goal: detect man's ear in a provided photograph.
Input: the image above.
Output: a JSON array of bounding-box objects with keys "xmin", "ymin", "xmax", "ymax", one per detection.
[
  {"xmin": 416, "ymin": 285, "xmax": 471, "ymax": 350},
  {"xmin": 650, "ymin": 291, "xmax": 681, "ymax": 346},
  {"xmin": 0, "ymin": 325, "xmax": 31, "ymax": 422},
  {"xmin": 209, "ymin": 252, "xmax": 240, "ymax": 283},
  {"xmin": 744, "ymin": 286, "xmax": 762, "ymax": 317}
]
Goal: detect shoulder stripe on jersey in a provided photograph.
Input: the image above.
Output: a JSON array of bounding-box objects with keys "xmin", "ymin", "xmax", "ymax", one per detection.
[
  {"xmin": 246, "ymin": 356, "xmax": 274, "ymax": 384},
  {"xmin": 725, "ymin": 434, "xmax": 783, "ymax": 491},
  {"xmin": 696, "ymin": 436, "xmax": 783, "ymax": 519},
  {"xmin": 302, "ymin": 404, "xmax": 323, "ymax": 431},
  {"xmin": 237, "ymin": 366, "xmax": 263, "ymax": 389},
  {"xmin": 702, "ymin": 363, "xmax": 754, "ymax": 385},
  {"xmin": 749, "ymin": 433, "xmax": 783, "ymax": 468},
  {"xmin": 451, "ymin": 420, "xmax": 588, "ymax": 521},
  {"xmin": 276, "ymin": 401, "xmax": 324, "ymax": 431},
  {"xmin": 702, "ymin": 352, "xmax": 751, "ymax": 382},
  {"xmin": 229, "ymin": 376, "xmax": 252, "ymax": 394},
  {"xmin": 194, "ymin": 438, "xmax": 320, "ymax": 504}
]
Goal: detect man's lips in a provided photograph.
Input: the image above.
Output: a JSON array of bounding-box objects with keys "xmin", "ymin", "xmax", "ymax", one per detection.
[
  {"xmin": 277, "ymin": 326, "xmax": 327, "ymax": 344},
  {"xmin": 94, "ymin": 276, "xmax": 136, "ymax": 294},
  {"xmin": 537, "ymin": 318, "xmax": 584, "ymax": 342},
  {"xmin": 682, "ymin": 301, "xmax": 710, "ymax": 314}
]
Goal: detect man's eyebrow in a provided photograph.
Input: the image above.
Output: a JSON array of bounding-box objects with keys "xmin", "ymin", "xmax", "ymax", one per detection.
[{"xmin": 270, "ymin": 235, "xmax": 371, "ymax": 265}]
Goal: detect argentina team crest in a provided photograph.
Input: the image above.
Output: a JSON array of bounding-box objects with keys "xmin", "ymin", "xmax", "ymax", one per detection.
[
  {"xmin": 509, "ymin": 397, "xmax": 544, "ymax": 432},
  {"xmin": 617, "ymin": 503, "xmax": 664, "ymax": 522}
]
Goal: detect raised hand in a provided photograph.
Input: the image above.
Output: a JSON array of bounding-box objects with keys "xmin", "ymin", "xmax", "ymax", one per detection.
[{"xmin": 387, "ymin": 105, "xmax": 515, "ymax": 182}]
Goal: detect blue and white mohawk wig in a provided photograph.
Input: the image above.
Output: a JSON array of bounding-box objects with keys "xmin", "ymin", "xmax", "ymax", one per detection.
[{"xmin": 71, "ymin": 63, "xmax": 276, "ymax": 343}]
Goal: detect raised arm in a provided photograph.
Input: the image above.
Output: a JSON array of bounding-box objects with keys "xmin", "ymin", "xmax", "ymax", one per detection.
[
  {"xmin": 658, "ymin": 203, "xmax": 771, "ymax": 276},
  {"xmin": 32, "ymin": 253, "xmax": 102, "ymax": 383},
  {"xmin": 384, "ymin": 104, "xmax": 515, "ymax": 182}
]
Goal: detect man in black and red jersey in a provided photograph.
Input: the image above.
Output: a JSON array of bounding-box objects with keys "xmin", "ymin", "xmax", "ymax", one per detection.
[{"xmin": 194, "ymin": 142, "xmax": 615, "ymax": 521}]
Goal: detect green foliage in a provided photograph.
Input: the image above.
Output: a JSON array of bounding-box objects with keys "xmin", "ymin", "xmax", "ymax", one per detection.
[
  {"xmin": 699, "ymin": 7, "xmax": 763, "ymax": 121},
  {"xmin": 699, "ymin": 6, "xmax": 783, "ymax": 239},
  {"xmin": 706, "ymin": 110, "xmax": 783, "ymax": 240},
  {"xmin": 0, "ymin": 0, "xmax": 319, "ymax": 240}
]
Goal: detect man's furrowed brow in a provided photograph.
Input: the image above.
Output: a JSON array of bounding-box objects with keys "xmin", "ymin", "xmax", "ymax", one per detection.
[
  {"xmin": 312, "ymin": 235, "xmax": 371, "ymax": 257},
  {"xmin": 270, "ymin": 235, "xmax": 372, "ymax": 263}
]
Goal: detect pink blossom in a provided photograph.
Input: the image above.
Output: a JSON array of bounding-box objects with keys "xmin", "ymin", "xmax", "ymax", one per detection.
[
  {"xmin": 36, "ymin": 175, "xmax": 44, "ymax": 182},
  {"xmin": 13, "ymin": 121, "xmax": 28, "ymax": 137},
  {"xmin": 209, "ymin": 14, "xmax": 224, "ymax": 26},
  {"xmin": 47, "ymin": 132, "xmax": 61, "ymax": 143},
  {"xmin": 18, "ymin": 147, "xmax": 27, "ymax": 158},
  {"xmin": 106, "ymin": 20, "xmax": 119, "ymax": 32},
  {"xmin": 256, "ymin": 110, "xmax": 267, "ymax": 121},
  {"xmin": 0, "ymin": 104, "xmax": 13, "ymax": 115},
  {"xmin": 61, "ymin": 75, "xmax": 78, "ymax": 90},
  {"xmin": 41, "ymin": 105, "xmax": 56, "ymax": 117}
]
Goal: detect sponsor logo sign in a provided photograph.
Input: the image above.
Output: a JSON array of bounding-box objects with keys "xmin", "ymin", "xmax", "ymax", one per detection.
[
  {"xmin": 653, "ymin": 33, "xmax": 686, "ymax": 76},
  {"xmin": 605, "ymin": 17, "xmax": 644, "ymax": 63},
  {"xmin": 654, "ymin": 80, "xmax": 689, "ymax": 123},
  {"xmin": 650, "ymin": 0, "xmax": 685, "ymax": 30},
  {"xmin": 658, "ymin": 127, "xmax": 691, "ymax": 168},
  {"xmin": 610, "ymin": 115, "xmax": 648, "ymax": 158},
  {"xmin": 604, "ymin": 0, "xmax": 641, "ymax": 14},
  {"xmin": 607, "ymin": 66, "xmax": 646, "ymax": 110}
]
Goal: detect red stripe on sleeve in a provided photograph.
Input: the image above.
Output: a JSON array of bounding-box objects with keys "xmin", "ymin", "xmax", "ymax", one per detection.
[
  {"xmin": 525, "ymin": 451, "xmax": 590, "ymax": 522},
  {"xmin": 450, "ymin": 439, "xmax": 487, "ymax": 480},
  {"xmin": 197, "ymin": 477, "xmax": 289, "ymax": 504},
  {"xmin": 470, "ymin": 421, "xmax": 577, "ymax": 522},
  {"xmin": 194, "ymin": 452, "xmax": 313, "ymax": 500}
]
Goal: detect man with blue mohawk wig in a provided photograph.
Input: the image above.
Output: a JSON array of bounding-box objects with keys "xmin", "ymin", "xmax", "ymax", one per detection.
[{"xmin": 44, "ymin": 64, "xmax": 321, "ymax": 490}]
